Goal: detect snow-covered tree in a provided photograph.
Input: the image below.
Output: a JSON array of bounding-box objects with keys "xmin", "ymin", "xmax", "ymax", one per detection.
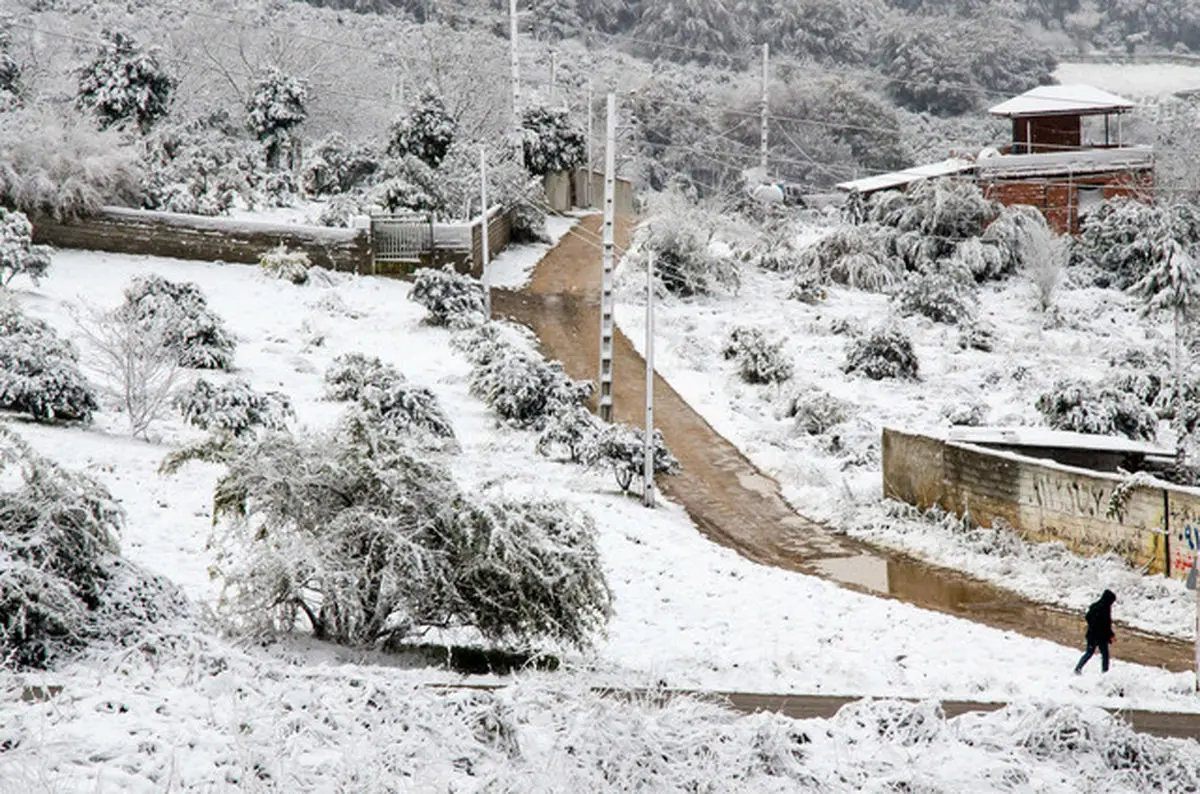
[
  {"xmin": 373, "ymin": 155, "xmax": 447, "ymax": 215},
  {"xmin": 0, "ymin": 31, "xmax": 21, "ymax": 110},
  {"xmin": 302, "ymin": 132, "xmax": 380, "ymax": 197},
  {"xmin": 537, "ymin": 404, "xmax": 601, "ymax": 462},
  {"xmin": 783, "ymin": 388, "xmax": 849, "ymax": 436},
  {"xmin": 75, "ymin": 30, "xmax": 175, "ymax": 133},
  {"xmin": 1071, "ymin": 199, "xmax": 1200, "ymax": 289},
  {"xmin": 722, "ymin": 327, "xmax": 794, "ymax": 384},
  {"xmin": 0, "ymin": 298, "xmax": 98, "ymax": 424},
  {"xmin": 631, "ymin": 198, "xmax": 740, "ymax": 297},
  {"xmin": 209, "ymin": 416, "xmax": 611, "ymax": 650},
  {"xmin": 388, "ymin": 92, "xmax": 457, "ymax": 170},
  {"xmin": 520, "ymin": 104, "xmax": 586, "ymax": 177},
  {"xmin": 409, "ymin": 267, "xmax": 486, "ymax": 328},
  {"xmin": 0, "ymin": 208, "xmax": 52, "ymax": 288},
  {"xmin": 469, "ymin": 341, "xmax": 593, "ymax": 429},
  {"xmin": 843, "ymin": 327, "xmax": 919, "ymax": 380},
  {"xmin": 141, "ymin": 115, "xmax": 255, "ymax": 216},
  {"xmin": 246, "ymin": 69, "xmax": 310, "ymax": 169},
  {"xmin": 120, "ymin": 276, "xmax": 236, "ymax": 370},
  {"xmin": 176, "ymin": 378, "xmax": 294, "ymax": 439},
  {"xmin": 583, "ymin": 423, "xmax": 681, "ymax": 494}
]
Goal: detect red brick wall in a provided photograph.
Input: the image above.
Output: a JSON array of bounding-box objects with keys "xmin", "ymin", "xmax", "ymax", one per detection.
[
  {"xmin": 982, "ymin": 169, "xmax": 1155, "ymax": 235},
  {"xmin": 1012, "ymin": 115, "xmax": 1082, "ymax": 153}
]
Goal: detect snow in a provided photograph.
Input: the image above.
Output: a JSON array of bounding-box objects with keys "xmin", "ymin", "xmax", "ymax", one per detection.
[
  {"xmin": 988, "ymin": 84, "xmax": 1135, "ymax": 116},
  {"xmin": 1055, "ymin": 61, "xmax": 1200, "ymax": 98},
  {"xmin": 944, "ymin": 425, "xmax": 1174, "ymax": 456},
  {"xmin": 1, "ymin": 243, "xmax": 1199, "ymax": 788},
  {"xmin": 487, "ymin": 214, "xmax": 580, "ymax": 288},
  {"xmin": 976, "ymin": 145, "xmax": 1155, "ymax": 178},
  {"xmin": 836, "ymin": 157, "xmax": 976, "ymax": 194}
]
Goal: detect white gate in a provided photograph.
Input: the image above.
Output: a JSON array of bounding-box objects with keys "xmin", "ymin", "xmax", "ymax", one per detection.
[{"xmin": 371, "ymin": 214, "xmax": 433, "ymax": 263}]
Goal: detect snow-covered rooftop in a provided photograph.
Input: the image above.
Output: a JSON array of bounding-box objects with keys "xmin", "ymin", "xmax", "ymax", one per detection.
[
  {"xmin": 835, "ymin": 157, "xmax": 975, "ymax": 194},
  {"xmin": 945, "ymin": 426, "xmax": 1173, "ymax": 457},
  {"xmin": 976, "ymin": 145, "xmax": 1154, "ymax": 178},
  {"xmin": 988, "ymin": 84, "xmax": 1135, "ymax": 117}
]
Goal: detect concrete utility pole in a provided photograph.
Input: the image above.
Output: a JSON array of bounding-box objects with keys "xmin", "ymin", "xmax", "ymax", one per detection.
[
  {"xmin": 760, "ymin": 42, "xmax": 769, "ymax": 176},
  {"xmin": 598, "ymin": 92, "xmax": 617, "ymax": 423},
  {"xmin": 480, "ymin": 147, "xmax": 491, "ymax": 319},
  {"xmin": 643, "ymin": 251, "xmax": 655, "ymax": 508},
  {"xmin": 509, "ymin": 0, "xmax": 520, "ymax": 133},
  {"xmin": 586, "ymin": 77, "xmax": 595, "ymax": 208},
  {"xmin": 549, "ymin": 49, "xmax": 557, "ymax": 105}
]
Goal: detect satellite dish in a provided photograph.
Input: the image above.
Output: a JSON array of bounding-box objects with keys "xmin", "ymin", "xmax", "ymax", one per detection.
[{"xmin": 977, "ymin": 147, "xmax": 1001, "ymax": 160}]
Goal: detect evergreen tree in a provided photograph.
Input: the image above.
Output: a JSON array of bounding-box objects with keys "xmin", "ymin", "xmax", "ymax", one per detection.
[
  {"xmin": 0, "ymin": 31, "xmax": 20, "ymax": 109},
  {"xmin": 75, "ymin": 30, "xmax": 175, "ymax": 133},
  {"xmin": 387, "ymin": 91, "xmax": 457, "ymax": 169},
  {"xmin": 246, "ymin": 69, "xmax": 310, "ymax": 169},
  {"xmin": 520, "ymin": 104, "xmax": 585, "ymax": 177}
]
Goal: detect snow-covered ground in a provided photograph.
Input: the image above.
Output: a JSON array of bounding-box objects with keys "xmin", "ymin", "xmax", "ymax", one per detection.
[
  {"xmin": 488, "ymin": 214, "xmax": 583, "ymax": 288},
  {"xmin": 2, "ymin": 246, "xmax": 1199, "ymax": 789},
  {"xmin": 1056, "ymin": 61, "xmax": 1200, "ymax": 98},
  {"xmin": 613, "ymin": 237, "xmax": 1198, "ymax": 641}
]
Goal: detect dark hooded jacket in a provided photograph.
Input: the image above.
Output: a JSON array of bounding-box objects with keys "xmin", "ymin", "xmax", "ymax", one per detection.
[{"xmin": 1085, "ymin": 589, "xmax": 1116, "ymax": 644}]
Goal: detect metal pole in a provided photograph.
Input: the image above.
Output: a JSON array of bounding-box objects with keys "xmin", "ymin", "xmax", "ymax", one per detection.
[
  {"xmin": 598, "ymin": 92, "xmax": 617, "ymax": 423},
  {"xmin": 480, "ymin": 147, "xmax": 491, "ymax": 319},
  {"xmin": 1194, "ymin": 550, "xmax": 1199, "ymax": 691},
  {"xmin": 760, "ymin": 42, "xmax": 769, "ymax": 176},
  {"xmin": 509, "ymin": 0, "xmax": 520, "ymax": 133},
  {"xmin": 643, "ymin": 251, "xmax": 655, "ymax": 508},
  {"xmin": 549, "ymin": 50, "xmax": 557, "ymax": 105},
  {"xmin": 586, "ymin": 77, "xmax": 594, "ymax": 208}
]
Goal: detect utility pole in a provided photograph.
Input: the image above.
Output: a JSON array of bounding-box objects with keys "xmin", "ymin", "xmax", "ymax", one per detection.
[
  {"xmin": 598, "ymin": 92, "xmax": 616, "ymax": 423},
  {"xmin": 509, "ymin": 0, "xmax": 520, "ymax": 134},
  {"xmin": 643, "ymin": 251, "xmax": 655, "ymax": 508},
  {"xmin": 549, "ymin": 50, "xmax": 557, "ymax": 105},
  {"xmin": 480, "ymin": 147, "xmax": 491, "ymax": 319},
  {"xmin": 586, "ymin": 77, "xmax": 595, "ymax": 208},
  {"xmin": 760, "ymin": 42, "xmax": 769, "ymax": 176}
]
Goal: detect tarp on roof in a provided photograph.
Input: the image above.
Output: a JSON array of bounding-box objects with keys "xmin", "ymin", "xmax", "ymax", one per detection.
[
  {"xmin": 835, "ymin": 157, "xmax": 975, "ymax": 194},
  {"xmin": 988, "ymin": 84, "xmax": 1135, "ymax": 117}
]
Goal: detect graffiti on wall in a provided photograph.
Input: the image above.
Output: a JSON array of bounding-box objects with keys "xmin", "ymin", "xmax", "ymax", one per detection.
[{"xmin": 1030, "ymin": 473, "xmax": 1109, "ymax": 518}]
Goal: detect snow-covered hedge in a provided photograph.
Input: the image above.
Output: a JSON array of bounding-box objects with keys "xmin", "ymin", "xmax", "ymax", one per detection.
[
  {"xmin": 583, "ymin": 423, "xmax": 681, "ymax": 494},
  {"xmin": 121, "ymin": 275, "xmax": 236, "ymax": 370},
  {"xmin": 843, "ymin": 327, "xmax": 919, "ymax": 380},
  {"xmin": 175, "ymin": 378, "xmax": 294, "ymax": 438},
  {"xmin": 722, "ymin": 326, "xmax": 794, "ymax": 384},
  {"xmin": 895, "ymin": 271, "xmax": 978, "ymax": 324},
  {"xmin": 259, "ymin": 244, "xmax": 311, "ymax": 284},
  {"xmin": 467, "ymin": 333, "xmax": 592, "ymax": 429},
  {"xmin": 324, "ymin": 352, "xmax": 402, "ymax": 402},
  {"xmin": 1035, "ymin": 378, "xmax": 1159, "ymax": 441},
  {"xmin": 324, "ymin": 352, "xmax": 455, "ymax": 441},
  {"xmin": 209, "ymin": 419, "xmax": 611, "ymax": 650},
  {"xmin": 0, "ymin": 208, "xmax": 52, "ymax": 288},
  {"xmin": 0, "ymin": 298, "xmax": 97, "ymax": 423},
  {"xmin": 410, "ymin": 267, "xmax": 486, "ymax": 328}
]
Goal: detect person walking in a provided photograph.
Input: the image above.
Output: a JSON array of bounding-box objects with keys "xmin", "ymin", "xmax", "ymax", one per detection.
[{"xmin": 1075, "ymin": 589, "xmax": 1117, "ymax": 674}]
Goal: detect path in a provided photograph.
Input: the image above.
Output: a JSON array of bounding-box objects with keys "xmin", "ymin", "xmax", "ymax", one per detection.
[{"xmin": 493, "ymin": 214, "xmax": 1196, "ymax": 673}]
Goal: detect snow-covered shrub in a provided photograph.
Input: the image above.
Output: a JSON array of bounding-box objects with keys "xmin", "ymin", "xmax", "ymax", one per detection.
[
  {"xmin": 302, "ymin": 132, "xmax": 380, "ymax": 197},
  {"xmin": 537, "ymin": 404, "xmax": 601, "ymax": 463},
  {"xmin": 520, "ymin": 104, "xmax": 586, "ymax": 177},
  {"xmin": 1071, "ymin": 199, "xmax": 1200, "ymax": 289},
  {"xmin": 868, "ymin": 179, "xmax": 1001, "ymax": 243},
  {"xmin": 957, "ymin": 320, "xmax": 996, "ymax": 352},
  {"xmin": 583, "ymin": 423, "xmax": 681, "ymax": 493},
  {"xmin": 943, "ymin": 401, "xmax": 987, "ymax": 426},
  {"xmin": 788, "ymin": 268, "xmax": 827, "ymax": 304},
  {"xmin": 410, "ymin": 267, "xmax": 486, "ymax": 328},
  {"xmin": 0, "ymin": 208, "xmax": 51, "ymax": 287},
  {"xmin": 246, "ymin": 69, "xmax": 309, "ymax": 169},
  {"xmin": 324, "ymin": 353, "xmax": 454, "ymax": 441},
  {"xmin": 747, "ymin": 220, "xmax": 804, "ymax": 273},
  {"xmin": 373, "ymin": 155, "xmax": 446, "ymax": 214},
  {"xmin": 314, "ymin": 192, "xmax": 368, "ymax": 228},
  {"xmin": 324, "ymin": 352, "xmax": 401, "ymax": 401},
  {"xmin": 722, "ymin": 326, "xmax": 793, "ymax": 384},
  {"xmin": 121, "ymin": 275, "xmax": 236, "ymax": 370},
  {"xmin": 141, "ymin": 115, "xmax": 253, "ymax": 216},
  {"xmin": 470, "ymin": 345, "xmax": 592, "ymax": 429},
  {"xmin": 510, "ymin": 200, "xmax": 551, "ymax": 244},
  {"xmin": 388, "ymin": 92, "xmax": 457, "ymax": 169},
  {"xmin": 74, "ymin": 30, "xmax": 174, "ymax": 133},
  {"xmin": 946, "ymin": 237, "xmax": 1005, "ymax": 283},
  {"xmin": 210, "ymin": 419, "xmax": 610, "ymax": 649},
  {"xmin": 795, "ymin": 223, "xmax": 901, "ymax": 291},
  {"xmin": 843, "ymin": 327, "xmax": 919, "ymax": 380},
  {"xmin": 0, "ymin": 299, "xmax": 97, "ymax": 423},
  {"xmin": 1021, "ymin": 220, "xmax": 1068, "ymax": 311},
  {"xmin": 0, "ymin": 32, "xmax": 19, "ymax": 110},
  {"xmin": 895, "ymin": 271, "xmax": 978, "ymax": 324},
  {"xmin": 176, "ymin": 378, "xmax": 293, "ymax": 438},
  {"xmin": 980, "ymin": 203, "xmax": 1053, "ymax": 280},
  {"xmin": 259, "ymin": 244, "xmax": 312, "ymax": 285},
  {"xmin": 632, "ymin": 212, "xmax": 739, "ymax": 297},
  {"xmin": 784, "ymin": 388, "xmax": 848, "ymax": 435},
  {"xmin": 0, "ymin": 106, "xmax": 144, "ymax": 220},
  {"xmin": 1035, "ymin": 379, "xmax": 1159, "ymax": 440}
]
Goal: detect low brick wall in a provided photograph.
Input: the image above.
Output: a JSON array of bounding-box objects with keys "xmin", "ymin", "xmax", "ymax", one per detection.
[
  {"xmin": 33, "ymin": 207, "xmax": 373, "ymax": 274},
  {"xmin": 883, "ymin": 428, "xmax": 1200, "ymax": 580}
]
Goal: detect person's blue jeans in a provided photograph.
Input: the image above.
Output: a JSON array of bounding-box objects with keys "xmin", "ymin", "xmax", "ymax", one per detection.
[{"xmin": 1075, "ymin": 641, "xmax": 1110, "ymax": 673}]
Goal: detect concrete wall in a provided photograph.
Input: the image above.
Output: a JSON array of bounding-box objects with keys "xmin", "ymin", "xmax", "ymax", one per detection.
[
  {"xmin": 882, "ymin": 428, "xmax": 1197, "ymax": 579},
  {"xmin": 33, "ymin": 207, "xmax": 373, "ymax": 274},
  {"xmin": 543, "ymin": 169, "xmax": 635, "ymax": 215}
]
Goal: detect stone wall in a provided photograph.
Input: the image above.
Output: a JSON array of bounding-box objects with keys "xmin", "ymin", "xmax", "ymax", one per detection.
[{"xmin": 882, "ymin": 428, "xmax": 1197, "ymax": 579}]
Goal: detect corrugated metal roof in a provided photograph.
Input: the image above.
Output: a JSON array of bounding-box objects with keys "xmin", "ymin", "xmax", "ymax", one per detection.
[
  {"xmin": 988, "ymin": 84, "xmax": 1135, "ymax": 117},
  {"xmin": 835, "ymin": 157, "xmax": 975, "ymax": 194}
]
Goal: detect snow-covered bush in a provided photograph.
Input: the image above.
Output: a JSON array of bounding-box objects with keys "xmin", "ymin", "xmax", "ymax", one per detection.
[
  {"xmin": 302, "ymin": 132, "xmax": 380, "ymax": 197},
  {"xmin": 210, "ymin": 419, "xmax": 610, "ymax": 649},
  {"xmin": 537, "ymin": 404, "xmax": 601, "ymax": 463},
  {"xmin": 388, "ymin": 92, "xmax": 457, "ymax": 169},
  {"xmin": 0, "ymin": 208, "xmax": 51, "ymax": 287},
  {"xmin": 324, "ymin": 353, "xmax": 454, "ymax": 441},
  {"xmin": 0, "ymin": 31, "xmax": 19, "ymax": 110},
  {"xmin": 788, "ymin": 268, "xmax": 827, "ymax": 304},
  {"xmin": 314, "ymin": 192, "xmax": 369, "ymax": 227},
  {"xmin": 176, "ymin": 378, "xmax": 293, "ymax": 438},
  {"xmin": 121, "ymin": 275, "xmax": 236, "ymax": 370},
  {"xmin": 632, "ymin": 211, "xmax": 739, "ymax": 297},
  {"xmin": 943, "ymin": 401, "xmax": 987, "ymax": 426},
  {"xmin": 1071, "ymin": 199, "xmax": 1200, "ymax": 289},
  {"xmin": 980, "ymin": 203, "xmax": 1053, "ymax": 281},
  {"xmin": 784, "ymin": 388, "xmax": 848, "ymax": 435},
  {"xmin": 1021, "ymin": 220, "xmax": 1068, "ymax": 311},
  {"xmin": 141, "ymin": 115, "xmax": 254, "ymax": 216},
  {"xmin": 520, "ymin": 104, "xmax": 586, "ymax": 177},
  {"xmin": 957, "ymin": 320, "xmax": 996, "ymax": 352},
  {"xmin": 722, "ymin": 326, "xmax": 793, "ymax": 384},
  {"xmin": 0, "ymin": 106, "xmax": 144, "ymax": 221},
  {"xmin": 843, "ymin": 327, "xmax": 919, "ymax": 380},
  {"xmin": 510, "ymin": 200, "xmax": 551, "ymax": 244},
  {"xmin": 373, "ymin": 155, "xmax": 446, "ymax": 214},
  {"xmin": 470, "ymin": 344, "xmax": 592, "ymax": 429},
  {"xmin": 895, "ymin": 271, "xmax": 978, "ymax": 324},
  {"xmin": 1035, "ymin": 379, "xmax": 1159, "ymax": 440},
  {"xmin": 0, "ymin": 299, "xmax": 97, "ymax": 423},
  {"xmin": 747, "ymin": 220, "xmax": 804, "ymax": 273},
  {"xmin": 583, "ymin": 423, "xmax": 681, "ymax": 493},
  {"xmin": 795, "ymin": 223, "xmax": 901, "ymax": 291},
  {"xmin": 74, "ymin": 30, "xmax": 174, "ymax": 133},
  {"xmin": 410, "ymin": 267, "xmax": 486, "ymax": 328},
  {"xmin": 868, "ymin": 179, "xmax": 1001, "ymax": 244},
  {"xmin": 324, "ymin": 352, "xmax": 401, "ymax": 401},
  {"xmin": 246, "ymin": 69, "xmax": 309, "ymax": 169},
  {"xmin": 259, "ymin": 244, "xmax": 311, "ymax": 285}
]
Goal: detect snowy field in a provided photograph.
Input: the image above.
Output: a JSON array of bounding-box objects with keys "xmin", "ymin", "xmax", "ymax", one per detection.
[
  {"xmin": 1055, "ymin": 61, "xmax": 1200, "ymax": 98},
  {"xmin": 2, "ymin": 245, "xmax": 1199, "ymax": 789},
  {"xmin": 613, "ymin": 230, "xmax": 1199, "ymax": 641}
]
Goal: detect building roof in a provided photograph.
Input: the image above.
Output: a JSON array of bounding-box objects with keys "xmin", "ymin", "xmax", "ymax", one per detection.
[
  {"xmin": 835, "ymin": 157, "xmax": 975, "ymax": 194},
  {"xmin": 946, "ymin": 426, "xmax": 1173, "ymax": 457},
  {"xmin": 976, "ymin": 145, "xmax": 1154, "ymax": 179},
  {"xmin": 988, "ymin": 84, "xmax": 1135, "ymax": 117}
]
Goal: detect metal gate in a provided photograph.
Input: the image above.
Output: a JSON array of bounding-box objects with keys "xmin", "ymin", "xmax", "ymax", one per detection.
[{"xmin": 371, "ymin": 214, "xmax": 433, "ymax": 264}]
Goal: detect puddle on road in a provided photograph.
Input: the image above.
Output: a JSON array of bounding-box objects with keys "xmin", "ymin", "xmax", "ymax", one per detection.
[{"xmin": 491, "ymin": 218, "xmax": 1195, "ymax": 673}]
